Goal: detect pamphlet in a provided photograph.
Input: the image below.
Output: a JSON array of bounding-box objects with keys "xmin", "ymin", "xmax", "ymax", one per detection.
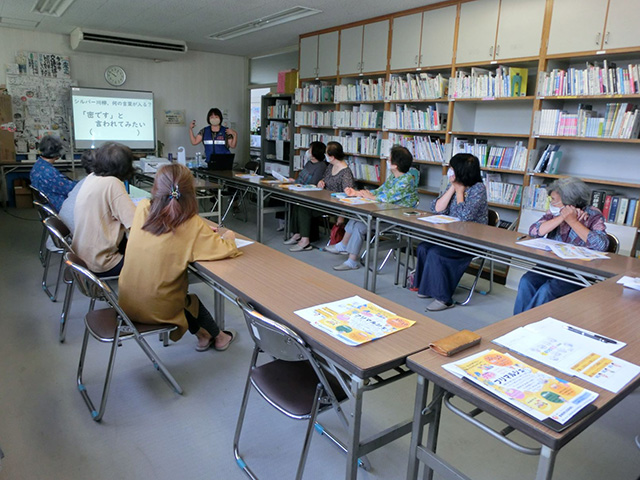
[
  {"xmin": 294, "ymin": 295, "xmax": 415, "ymax": 346},
  {"xmin": 281, "ymin": 184, "xmax": 323, "ymax": 191},
  {"xmin": 517, "ymin": 238, "xmax": 608, "ymax": 261},
  {"xmin": 617, "ymin": 276, "xmax": 640, "ymax": 291},
  {"xmin": 234, "ymin": 239, "xmax": 254, "ymax": 248},
  {"xmin": 338, "ymin": 197, "xmax": 378, "ymax": 205},
  {"xmin": 443, "ymin": 349, "xmax": 598, "ymax": 424},
  {"xmin": 418, "ymin": 214, "xmax": 460, "ymax": 224}
]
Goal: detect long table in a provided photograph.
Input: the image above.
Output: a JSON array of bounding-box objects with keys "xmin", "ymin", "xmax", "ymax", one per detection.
[
  {"xmin": 191, "ymin": 236, "xmax": 455, "ymax": 480},
  {"xmin": 1, "ymin": 160, "xmax": 78, "ymax": 209},
  {"xmin": 371, "ymin": 207, "xmax": 640, "ymax": 292},
  {"xmin": 405, "ymin": 272, "xmax": 640, "ymax": 480}
]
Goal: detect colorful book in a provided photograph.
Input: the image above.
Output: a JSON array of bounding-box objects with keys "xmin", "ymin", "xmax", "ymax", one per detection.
[
  {"xmin": 602, "ymin": 194, "xmax": 613, "ymax": 220},
  {"xmin": 626, "ymin": 199, "xmax": 638, "ymax": 226},
  {"xmin": 607, "ymin": 196, "xmax": 620, "ymax": 223},
  {"xmin": 615, "ymin": 197, "xmax": 629, "ymax": 224}
]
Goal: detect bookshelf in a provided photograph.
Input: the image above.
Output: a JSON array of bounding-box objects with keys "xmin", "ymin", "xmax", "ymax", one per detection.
[
  {"xmin": 297, "ymin": 0, "xmax": 640, "ymax": 256},
  {"xmin": 260, "ymin": 94, "xmax": 294, "ymax": 177}
]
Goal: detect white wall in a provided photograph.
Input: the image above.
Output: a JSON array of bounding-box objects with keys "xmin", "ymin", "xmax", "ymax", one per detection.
[{"xmin": 0, "ymin": 27, "xmax": 248, "ymax": 162}]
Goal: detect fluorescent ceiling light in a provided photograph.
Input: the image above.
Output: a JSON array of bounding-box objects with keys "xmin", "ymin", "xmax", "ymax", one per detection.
[
  {"xmin": 209, "ymin": 6, "xmax": 321, "ymax": 41},
  {"xmin": 0, "ymin": 17, "xmax": 40, "ymax": 28},
  {"xmin": 32, "ymin": 0, "xmax": 76, "ymax": 17}
]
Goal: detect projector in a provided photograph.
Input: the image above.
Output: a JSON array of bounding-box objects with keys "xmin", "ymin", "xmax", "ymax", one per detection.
[{"xmin": 139, "ymin": 157, "xmax": 171, "ymax": 173}]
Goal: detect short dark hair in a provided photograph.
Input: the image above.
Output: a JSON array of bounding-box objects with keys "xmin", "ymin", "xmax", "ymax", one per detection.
[
  {"xmin": 450, "ymin": 153, "xmax": 483, "ymax": 187},
  {"xmin": 309, "ymin": 141, "xmax": 326, "ymax": 161},
  {"xmin": 92, "ymin": 143, "xmax": 134, "ymax": 181},
  {"xmin": 390, "ymin": 145, "xmax": 413, "ymax": 173},
  {"xmin": 80, "ymin": 150, "xmax": 95, "ymax": 175},
  {"xmin": 39, "ymin": 135, "xmax": 63, "ymax": 159},
  {"xmin": 206, "ymin": 108, "xmax": 223, "ymax": 125},
  {"xmin": 326, "ymin": 141, "xmax": 345, "ymax": 160}
]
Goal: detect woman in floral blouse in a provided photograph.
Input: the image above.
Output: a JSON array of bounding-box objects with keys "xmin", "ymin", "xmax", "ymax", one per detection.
[
  {"xmin": 325, "ymin": 145, "xmax": 419, "ymax": 271},
  {"xmin": 412, "ymin": 153, "xmax": 488, "ymax": 311},
  {"xmin": 514, "ymin": 177, "xmax": 608, "ymax": 314},
  {"xmin": 29, "ymin": 135, "xmax": 76, "ymax": 211}
]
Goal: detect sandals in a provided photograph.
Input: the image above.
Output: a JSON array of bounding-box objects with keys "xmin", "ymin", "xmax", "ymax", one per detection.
[
  {"xmin": 289, "ymin": 244, "xmax": 313, "ymax": 252},
  {"xmin": 195, "ymin": 329, "xmax": 237, "ymax": 352}
]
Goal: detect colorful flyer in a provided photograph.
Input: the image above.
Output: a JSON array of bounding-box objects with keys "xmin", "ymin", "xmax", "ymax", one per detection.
[
  {"xmin": 338, "ymin": 197, "xmax": 378, "ymax": 205},
  {"xmin": 418, "ymin": 214, "xmax": 460, "ymax": 224},
  {"xmin": 294, "ymin": 295, "xmax": 415, "ymax": 346},
  {"xmin": 443, "ymin": 349, "xmax": 598, "ymax": 424}
]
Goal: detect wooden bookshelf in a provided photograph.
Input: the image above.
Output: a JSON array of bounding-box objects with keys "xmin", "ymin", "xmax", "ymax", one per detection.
[
  {"xmin": 534, "ymin": 135, "xmax": 640, "ymax": 144},
  {"xmin": 451, "ymin": 96, "xmax": 536, "ymax": 102},
  {"xmin": 450, "ymin": 131, "xmax": 531, "ymax": 138}
]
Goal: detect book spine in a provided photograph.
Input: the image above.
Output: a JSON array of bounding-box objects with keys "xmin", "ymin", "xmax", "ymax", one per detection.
[
  {"xmin": 602, "ymin": 194, "xmax": 613, "ymax": 220},
  {"xmin": 607, "ymin": 196, "xmax": 619, "ymax": 223}
]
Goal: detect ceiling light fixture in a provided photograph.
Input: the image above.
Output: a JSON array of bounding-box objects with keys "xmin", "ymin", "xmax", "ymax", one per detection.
[
  {"xmin": 32, "ymin": 0, "xmax": 77, "ymax": 17},
  {"xmin": 0, "ymin": 17, "xmax": 40, "ymax": 28},
  {"xmin": 208, "ymin": 6, "xmax": 321, "ymax": 41}
]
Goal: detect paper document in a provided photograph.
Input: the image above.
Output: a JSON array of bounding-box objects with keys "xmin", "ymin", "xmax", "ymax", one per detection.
[
  {"xmin": 282, "ymin": 184, "xmax": 323, "ymax": 191},
  {"xmin": 338, "ymin": 197, "xmax": 378, "ymax": 205},
  {"xmin": 443, "ymin": 349, "xmax": 598, "ymax": 424},
  {"xmin": 271, "ymin": 170, "xmax": 288, "ymax": 182},
  {"xmin": 516, "ymin": 237, "xmax": 563, "ymax": 251},
  {"xmin": 418, "ymin": 214, "xmax": 460, "ymax": 224},
  {"xmin": 234, "ymin": 239, "xmax": 254, "ymax": 248},
  {"xmin": 517, "ymin": 238, "xmax": 608, "ymax": 261},
  {"xmin": 493, "ymin": 317, "xmax": 637, "ymax": 392},
  {"xmin": 294, "ymin": 295, "xmax": 415, "ymax": 346},
  {"xmin": 617, "ymin": 276, "xmax": 640, "ymax": 291},
  {"xmin": 235, "ymin": 173, "xmax": 264, "ymax": 179}
]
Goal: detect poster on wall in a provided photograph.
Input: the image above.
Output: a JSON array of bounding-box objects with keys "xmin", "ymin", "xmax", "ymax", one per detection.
[
  {"xmin": 164, "ymin": 109, "xmax": 185, "ymax": 125},
  {"xmin": 6, "ymin": 51, "xmax": 73, "ymax": 154}
]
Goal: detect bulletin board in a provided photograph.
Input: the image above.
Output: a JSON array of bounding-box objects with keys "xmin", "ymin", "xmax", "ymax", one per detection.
[{"xmin": 5, "ymin": 51, "xmax": 73, "ymax": 154}]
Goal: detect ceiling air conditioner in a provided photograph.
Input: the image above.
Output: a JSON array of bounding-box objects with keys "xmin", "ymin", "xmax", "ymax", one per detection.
[{"xmin": 70, "ymin": 27, "xmax": 187, "ymax": 61}]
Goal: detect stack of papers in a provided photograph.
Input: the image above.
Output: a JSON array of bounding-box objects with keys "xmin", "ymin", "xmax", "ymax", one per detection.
[
  {"xmin": 338, "ymin": 197, "xmax": 378, "ymax": 205},
  {"xmin": 616, "ymin": 276, "xmax": 640, "ymax": 291},
  {"xmin": 418, "ymin": 214, "xmax": 460, "ymax": 224},
  {"xmin": 444, "ymin": 349, "xmax": 598, "ymax": 425},
  {"xmin": 294, "ymin": 296, "xmax": 414, "ymax": 346},
  {"xmin": 493, "ymin": 317, "xmax": 639, "ymax": 393},
  {"xmin": 517, "ymin": 238, "xmax": 609, "ymax": 261}
]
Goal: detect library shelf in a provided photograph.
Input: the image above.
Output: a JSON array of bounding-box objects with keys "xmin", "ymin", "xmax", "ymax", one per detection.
[
  {"xmin": 414, "ymin": 160, "xmax": 445, "ymax": 166},
  {"xmin": 451, "ymin": 96, "xmax": 536, "ymax": 102},
  {"xmin": 267, "ymin": 117, "xmax": 291, "ymax": 121},
  {"xmin": 339, "ymin": 100, "xmax": 385, "ymax": 104},
  {"xmin": 384, "ymin": 129, "xmax": 446, "ymax": 134},
  {"xmin": 418, "ymin": 188, "xmax": 440, "ymax": 196},
  {"xmin": 537, "ymin": 94, "xmax": 640, "ymax": 101},
  {"xmin": 386, "ymin": 98, "xmax": 447, "ymax": 103},
  {"xmin": 295, "ymin": 125, "xmax": 334, "ymax": 129},
  {"xmin": 533, "ymin": 136, "xmax": 640, "ymax": 144},
  {"xmin": 295, "ymin": 101, "xmax": 336, "ymax": 106},
  {"xmin": 488, "ymin": 202, "xmax": 521, "ymax": 211},
  {"xmin": 529, "ymin": 172, "xmax": 640, "ymax": 190},
  {"xmin": 453, "ymin": 56, "xmax": 540, "ymax": 68},
  {"xmin": 450, "ymin": 131, "xmax": 531, "ymax": 138},
  {"xmin": 337, "ymin": 126, "xmax": 383, "ymax": 132},
  {"xmin": 482, "ymin": 166, "xmax": 526, "ymax": 175},
  {"xmin": 344, "ymin": 152, "xmax": 381, "ymax": 159}
]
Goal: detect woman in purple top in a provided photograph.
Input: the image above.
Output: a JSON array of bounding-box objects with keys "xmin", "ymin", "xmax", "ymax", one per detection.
[
  {"xmin": 29, "ymin": 135, "xmax": 77, "ymax": 211},
  {"xmin": 514, "ymin": 177, "xmax": 609, "ymax": 314}
]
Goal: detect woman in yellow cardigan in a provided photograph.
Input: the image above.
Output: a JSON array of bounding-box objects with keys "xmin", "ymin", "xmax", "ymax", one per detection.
[{"xmin": 119, "ymin": 164, "xmax": 241, "ymax": 352}]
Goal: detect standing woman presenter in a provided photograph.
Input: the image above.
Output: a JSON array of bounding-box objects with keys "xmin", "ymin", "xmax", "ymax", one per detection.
[{"xmin": 189, "ymin": 108, "xmax": 238, "ymax": 163}]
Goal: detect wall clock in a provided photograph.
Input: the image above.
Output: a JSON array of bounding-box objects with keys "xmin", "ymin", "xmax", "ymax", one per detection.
[{"xmin": 104, "ymin": 65, "xmax": 126, "ymax": 86}]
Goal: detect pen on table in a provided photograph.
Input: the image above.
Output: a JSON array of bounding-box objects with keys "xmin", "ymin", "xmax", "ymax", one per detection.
[
  {"xmin": 516, "ymin": 234, "xmax": 527, "ymax": 241},
  {"xmin": 567, "ymin": 326, "xmax": 617, "ymax": 344}
]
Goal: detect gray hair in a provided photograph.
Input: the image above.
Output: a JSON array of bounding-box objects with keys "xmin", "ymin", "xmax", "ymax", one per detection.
[
  {"xmin": 548, "ymin": 177, "xmax": 591, "ymax": 208},
  {"xmin": 38, "ymin": 135, "xmax": 63, "ymax": 159}
]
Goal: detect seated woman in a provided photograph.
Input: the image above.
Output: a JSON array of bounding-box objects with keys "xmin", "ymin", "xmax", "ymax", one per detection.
[
  {"xmin": 514, "ymin": 177, "xmax": 608, "ymax": 314},
  {"xmin": 72, "ymin": 143, "xmax": 136, "ymax": 277},
  {"xmin": 412, "ymin": 153, "xmax": 488, "ymax": 311},
  {"xmin": 285, "ymin": 141, "xmax": 355, "ymax": 251},
  {"xmin": 29, "ymin": 135, "xmax": 77, "ymax": 211},
  {"xmin": 325, "ymin": 145, "xmax": 419, "ymax": 271},
  {"xmin": 57, "ymin": 150, "xmax": 94, "ymax": 233},
  {"xmin": 119, "ymin": 164, "xmax": 240, "ymax": 351}
]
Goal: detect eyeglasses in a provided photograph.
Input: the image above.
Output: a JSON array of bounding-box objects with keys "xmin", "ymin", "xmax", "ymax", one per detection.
[{"xmin": 547, "ymin": 196, "xmax": 563, "ymax": 207}]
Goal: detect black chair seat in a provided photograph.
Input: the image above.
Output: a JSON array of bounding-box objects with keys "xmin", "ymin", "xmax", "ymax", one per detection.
[
  {"xmin": 251, "ymin": 360, "xmax": 347, "ymax": 417},
  {"xmin": 86, "ymin": 308, "xmax": 174, "ymax": 341}
]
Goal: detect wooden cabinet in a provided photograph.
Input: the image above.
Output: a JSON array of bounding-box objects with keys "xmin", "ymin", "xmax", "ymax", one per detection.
[
  {"xmin": 390, "ymin": 13, "xmax": 422, "ymax": 71},
  {"xmin": 456, "ymin": 0, "xmax": 545, "ymax": 64},
  {"xmin": 299, "ymin": 32, "xmax": 339, "ymax": 79},
  {"xmin": 546, "ymin": 0, "xmax": 608, "ymax": 55},
  {"xmin": 340, "ymin": 20, "xmax": 389, "ymax": 75},
  {"xmin": 601, "ymin": 0, "xmax": 640, "ymax": 50}
]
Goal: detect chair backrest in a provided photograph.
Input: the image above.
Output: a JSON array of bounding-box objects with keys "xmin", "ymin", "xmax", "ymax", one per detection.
[
  {"xmin": 44, "ymin": 216, "xmax": 74, "ymax": 253},
  {"xmin": 236, "ymin": 297, "xmax": 311, "ymax": 363},
  {"xmin": 606, "ymin": 232, "xmax": 620, "ymax": 254},
  {"xmin": 30, "ymin": 185, "xmax": 51, "ymax": 206},
  {"xmin": 33, "ymin": 201, "xmax": 57, "ymax": 222},
  {"xmin": 487, "ymin": 208, "xmax": 500, "ymax": 227},
  {"xmin": 64, "ymin": 252, "xmax": 119, "ymax": 307}
]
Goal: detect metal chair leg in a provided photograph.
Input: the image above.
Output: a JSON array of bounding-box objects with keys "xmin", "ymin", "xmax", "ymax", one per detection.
[
  {"xmin": 39, "ymin": 226, "xmax": 48, "ymax": 266},
  {"xmin": 59, "ymin": 277, "xmax": 75, "ymax": 343},
  {"xmin": 233, "ymin": 350, "xmax": 260, "ymax": 479},
  {"xmin": 457, "ymin": 257, "xmax": 487, "ymax": 306},
  {"xmin": 52, "ymin": 252, "xmax": 65, "ymax": 301},
  {"xmin": 132, "ymin": 333, "xmax": 183, "ymax": 395},
  {"xmin": 41, "ymin": 249, "xmax": 58, "ymax": 301},
  {"xmin": 296, "ymin": 384, "xmax": 323, "ymax": 480}
]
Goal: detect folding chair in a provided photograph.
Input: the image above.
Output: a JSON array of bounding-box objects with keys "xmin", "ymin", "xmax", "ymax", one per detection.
[
  {"xmin": 34, "ymin": 201, "xmax": 65, "ymax": 300},
  {"xmin": 456, "ymin": 208, "xmax": 500, "ymax": 306},
  {"xmin": 233, "ymin": 297, "xmax": 352, "ymax": 480},
  {"xmin": 29, "ymin": 185, "xmax": 52, "ymax": 207},
  {"xmin": 605, "ymin": 232, "xmax": 620, "ymax": 254},
  {"xmin": 64, "ymin": 252, "xmax": 183, "ymax": 422}
]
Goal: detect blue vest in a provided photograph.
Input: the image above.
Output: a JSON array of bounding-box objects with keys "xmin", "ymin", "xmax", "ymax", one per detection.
[{"xmin": 202, "ymin": 125, "xmax": 230, "ymax": 161}]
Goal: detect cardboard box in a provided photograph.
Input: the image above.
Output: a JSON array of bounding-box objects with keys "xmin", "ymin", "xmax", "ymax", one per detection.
[
  {"xmin": 14, "ymin": 185, "xmax": 33, "ymax": 209},
  {"xmin": 0, "ymin": 95, "xmax": 15, "ymax": 163},
  {"xmin": 285, "ymin": 69, "xmax": 298, "ymax": 94}
]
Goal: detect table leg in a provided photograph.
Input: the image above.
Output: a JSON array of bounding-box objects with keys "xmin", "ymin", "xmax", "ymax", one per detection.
[
  {"xmin": 370, "ymin": 218, "xmax": 381, "ymax": 292},
  {"xmin": 214, "ymin": 290, "xmax": 225, "ymax": 330},
  {"xmin": 217, "ymin": 188, "xmax": 222, "ymax": 224},
  {"xmin": 256, "ymin": 187, "xmax": 262, "ymax": 242},
  {"xmin": 363, "ymin": 216, "xmax": 372, "ymax": 291},
  {"xmin": 406, "ymin": 375, "xmax": 430, "ymax": 480},
  {"xmin": 345, "ymin": 377, "xmax": 365, "ymax": 480},
  {"xmin": 421, "ymin": 384, "xmax": 444, "ymax": 480},
  {"xmin": 534, "ymin": 446, "xmax": 557, "ymax": 480}
]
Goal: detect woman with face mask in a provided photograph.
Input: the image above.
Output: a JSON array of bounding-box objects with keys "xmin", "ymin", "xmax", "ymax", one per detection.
[
  {"xmin": 514, "ymin": 177, "xmax": 609, "ymax": 314},
  {"xmin": 412, "ymin": 153, "xmax": 488, "ymax": 311},
  {"xmin": 189, "ymin": 107, "xmax": 238, "ymax": 163}
]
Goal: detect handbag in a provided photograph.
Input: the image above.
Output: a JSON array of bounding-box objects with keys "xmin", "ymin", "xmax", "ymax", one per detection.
[{"xmin": 329, "ymin": 223, "xmax": 345, "ymax": 245}]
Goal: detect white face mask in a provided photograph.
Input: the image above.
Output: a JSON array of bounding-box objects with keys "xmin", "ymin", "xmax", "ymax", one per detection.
[
  {"xmin": 325, "ymin": 154, "xmax": 331, "ymax": 163},
  {"xmin": 210, "ymin": 117, "xmax": 221, "ymax": 126},
  {"xmin": 549, "ymin": 205, "xmax": 562, "ymax": 216},
  {"xmin": 447, "ymin": 167, "xmax": 455, "ymax": 181}
]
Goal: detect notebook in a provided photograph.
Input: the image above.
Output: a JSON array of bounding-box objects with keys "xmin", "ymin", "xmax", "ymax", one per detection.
[{"xmin": 206, "ymin": 153, "xmax": 235, "ymax": 171}]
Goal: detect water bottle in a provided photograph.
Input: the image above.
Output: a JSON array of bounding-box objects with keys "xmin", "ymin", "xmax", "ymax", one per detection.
[{"xmin": 195, "ymin": 152, "xmax": 204, "ymax": 167}]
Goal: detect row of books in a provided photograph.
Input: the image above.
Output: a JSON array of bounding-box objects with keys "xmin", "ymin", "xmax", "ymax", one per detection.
[
  {"xmin": 533, "ymin": 104, "xmax": 640, "ymax": 139},
  {"xmin": 384, "ymin": 73, "xmax": 447, "ymax": 101},
  {"xmin": 265, "ymin": 121, "xmax": 290, "ymax": 141},
  {"xmin": 592, "ymin": 191, "xmax": 639, "ymax": 226},
  {"xmin": 294, "ymin": 110, "xmax": 334, "ymax": 128},
  {"xmin": 532, "ymin": 144, "xmax": 562, "ymax": 174},
  {"xmin": 266, "ymin": 100, "xmax": 290, "ymax": 119},
  {"xmin": 537, "ymin": 61, "xmax": 640, "ymax": 97},
  {"xmin": 385, "ymin": 133, "xmax": 445, "ymax": 163},
  {"xmin": 334, "ymin": 78, "xmax": 385, "ymax": 102},
  {"xmin": 293, "ymin": 133, "xmax": 336, "ymax": 149},
  {"xmin": 339, "ymin": 132, "xmax": 383, "ymax": 156},
  {"xmin": 452, "ymin": 138, "xmax": 528, "ymax": 171},
  {"xmin": 485, "ymin": 179, "xmax": 523, "ymax": 207},
  {"xmin": 346, "ymin": 157, "xmax": 381, "ymax": 182},
  {"xmin": 449, "ymin": 66, "xmax": 529, "ymax": 99},
  {"xmin": 333, "ymin": 106, "xmax": 383, "ymax": 129},
  {"xmin": 521, "ymin": 185, "xmax": 551, "ymax": 211},
  {"xmin": 382, "ymin": 104, "xmax": 447, "ymax": 131},
  {"xmin": 294, "ymin": 83, "xmax": 334, "ymax": 103}
]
